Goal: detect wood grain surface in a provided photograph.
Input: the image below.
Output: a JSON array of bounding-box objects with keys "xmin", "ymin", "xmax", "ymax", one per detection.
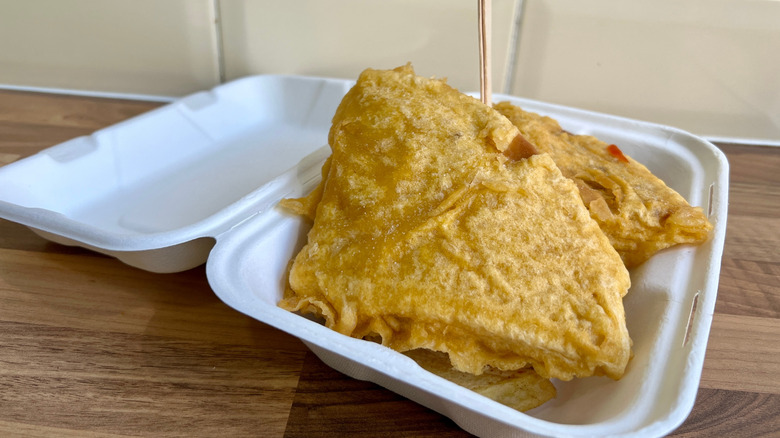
[{"xmin": 0, "ymin": 89, "xmax": 778, "ymax": 437}]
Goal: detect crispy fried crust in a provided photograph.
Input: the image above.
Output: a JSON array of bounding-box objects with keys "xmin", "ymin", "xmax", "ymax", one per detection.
[
  {"xmin": 279, "ymin": 65, "xmax": 632, "ymax": 382},
  {"xmin": 404, "ymin": 349, "xmax": 556, "ymax": 412},
  {"xmin": 494, "ymin": 102, "xmax": 713, "ymax": 268}
]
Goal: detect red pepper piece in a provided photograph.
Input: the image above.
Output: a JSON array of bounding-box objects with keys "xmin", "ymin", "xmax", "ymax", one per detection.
[{"xmin": 606, "ymin": 144, "xmax": 629, "ymax": 163}]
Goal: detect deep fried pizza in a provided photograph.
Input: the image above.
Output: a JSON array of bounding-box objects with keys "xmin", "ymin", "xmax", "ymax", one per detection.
[
  {"xmin": 279, "ymin": 65, "xmax": 632, "ymax": 383},
  {"xmin": 494, "ymin": 102, "xmax": 712, "ymax": 268}
]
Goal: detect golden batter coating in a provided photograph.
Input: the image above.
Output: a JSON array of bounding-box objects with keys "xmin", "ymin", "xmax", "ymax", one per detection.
[
  {"xmin": 280, "ymin": 65, "xmax": 631, "ymax": 382},
  {"xmin": 494, "ymin": 102, "xmax": 713, "ymax": 268}
]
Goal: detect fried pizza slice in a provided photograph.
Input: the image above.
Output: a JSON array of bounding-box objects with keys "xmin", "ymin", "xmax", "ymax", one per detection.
[
  {"xmin": 280, "ymin": 65, "xmax": 631, "ymax": 381},
  {"xmin": 494, "ymin": 102, "xmax": 713, "ymax": 268}
]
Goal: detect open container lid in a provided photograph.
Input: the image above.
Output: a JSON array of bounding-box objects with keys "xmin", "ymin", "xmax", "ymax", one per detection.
[
  {"xmin": 0, "ymin": 75, "xmax": 729, "ymax": 437},
  {"xmin": 0, "ymin": 75, "xmax": 353, "ymax": 272}
]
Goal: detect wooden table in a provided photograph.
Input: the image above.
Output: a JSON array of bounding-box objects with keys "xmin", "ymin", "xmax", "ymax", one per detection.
[{"xmin": 0, "ymin": 89, "xmax": 778, "ymax": 437}]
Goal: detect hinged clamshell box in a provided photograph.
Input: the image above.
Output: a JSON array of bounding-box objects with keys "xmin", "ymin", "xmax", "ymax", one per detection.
[{"xmin": 0, "ymin": 75, "xmax": 728, "ymax": 438}]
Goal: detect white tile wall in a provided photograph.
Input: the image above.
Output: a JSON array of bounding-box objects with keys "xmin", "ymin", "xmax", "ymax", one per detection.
[
  {"xmin": 511, "ymin": 0, "xmax": 780, "ymax": 144},
  {"xmin": 0, "ymin": 0, "xmax": 777, "ymax": 143},
  {"xmin": 218, "ymin": 0, "xmax": 517, "ymax": 93},
  {"xmin": 0, "ymin": 0, "xmax": 220, "ymax": 97}
]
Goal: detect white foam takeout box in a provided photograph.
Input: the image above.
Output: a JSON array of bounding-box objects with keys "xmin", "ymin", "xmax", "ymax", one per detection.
[{"xmin": 0, "ymin": 75, "xmax": 728, "ymax": 437}]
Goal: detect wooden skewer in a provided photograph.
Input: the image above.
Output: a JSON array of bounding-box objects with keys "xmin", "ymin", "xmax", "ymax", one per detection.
[{"xmin": 478, "ymin": 0, "xmax": 492, "ymax": 106}]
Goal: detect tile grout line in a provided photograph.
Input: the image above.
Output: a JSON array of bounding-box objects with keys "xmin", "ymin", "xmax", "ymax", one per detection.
[
  {"xmin": 0, "ymin": 85, "xmax": 175, "ymax": 102},
  {"xmin": 212, "ymin": 0, "xmax": 227, "ymax": 84},
  {"xmin": 502, "ymin": 0, "xmax": 526, "ymax": 94}
]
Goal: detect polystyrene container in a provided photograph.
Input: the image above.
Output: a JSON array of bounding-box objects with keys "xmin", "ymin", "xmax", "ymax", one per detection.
[
  {"xmin": 0, "ymin": 75, "xmax": 351, "ymax": 272},
  {"xmin": 0, "ymin": 75, "xmax": 729, "ymax": 437}
]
